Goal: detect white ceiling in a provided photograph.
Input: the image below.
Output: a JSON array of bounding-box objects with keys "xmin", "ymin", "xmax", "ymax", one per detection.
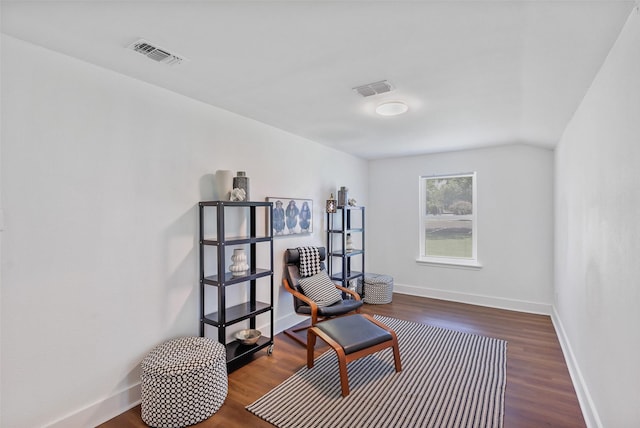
[{"xmin": 1, "ymin": 0, "xmax": 635, "ymax": 159}]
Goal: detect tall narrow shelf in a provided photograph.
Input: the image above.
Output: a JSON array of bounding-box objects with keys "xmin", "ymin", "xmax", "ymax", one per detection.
[
  {"xmin": 199, "ymin": 201, "xmax": 274, "ymax": 366},
  {"xmin": 326, "ymin": 206, "xmax": 365, "ymax": 292}
]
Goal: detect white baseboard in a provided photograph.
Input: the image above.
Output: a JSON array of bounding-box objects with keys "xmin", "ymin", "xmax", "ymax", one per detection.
[
  {"xmin": 45, "ymin": 383, "xmax": 141, "ymax": 428},
  {"xmin": 551, "ymin": 307, "xmax": 602, "ymax": 428},
  {"xmin": 43, "ymin": 293, "xmax": 557, "ymax": 428},
  {"xmin": 393, "ymin": 282, "xmax": 552, "ymax": 315},
  {"xmin": 395, "ymin": 284, "xmax": 597, "ymax": 426},
  {"xmin": 393, "ymin": 284, "xmax": 597, "ymax": 426},
  {"xmin": 44, "ymin": 312, "xmax": 307, "ymax": 428}
]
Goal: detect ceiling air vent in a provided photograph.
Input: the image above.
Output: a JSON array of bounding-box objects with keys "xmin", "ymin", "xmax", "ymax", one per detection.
[
  {"xmin": 353, "ymin": 80, "xmax": 394, "ymax": 97},
  {"xmin": 128, "ymin": 39, "xmax": 187, "ymax": 66}
]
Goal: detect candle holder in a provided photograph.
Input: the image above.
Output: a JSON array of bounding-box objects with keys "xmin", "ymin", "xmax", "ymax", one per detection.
[{"xmin": 326, "ymin": 193, "xmax": 337, "ymax": 213}]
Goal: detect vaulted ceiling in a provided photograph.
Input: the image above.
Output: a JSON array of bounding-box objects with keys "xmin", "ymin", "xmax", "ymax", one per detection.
[{"xmin": 1, "ymin": 0, "xmax": 635, "ymax": 159}]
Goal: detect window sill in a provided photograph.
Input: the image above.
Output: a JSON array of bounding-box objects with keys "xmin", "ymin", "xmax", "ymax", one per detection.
[{"xmin": 416, "ymin": 258, "xmax": 482, "ymax": 269}]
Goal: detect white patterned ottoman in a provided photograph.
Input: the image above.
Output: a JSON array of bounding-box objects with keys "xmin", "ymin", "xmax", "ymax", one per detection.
[
  {"xmin": 357, "ymin": 273, "xmax": 394, "ymax": 304},
  {"xmin": 140, "ymin": 336, "xmax": 228, "ymax": 428}
]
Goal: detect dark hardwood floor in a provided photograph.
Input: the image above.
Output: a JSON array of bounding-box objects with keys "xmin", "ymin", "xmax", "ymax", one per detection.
[{"xmin": 100, "ymin": 294, "xmax": 585, "ymax": 427}]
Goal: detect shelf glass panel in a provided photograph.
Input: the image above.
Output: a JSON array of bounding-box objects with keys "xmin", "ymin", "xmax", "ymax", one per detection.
[
  {"xmin": 226, "ymin": 336, "xmax": 272, "ymax": 363},
  {"xmin": 203, "ymin": 268, "xmax": 273, "ymax": 285},
  {"xmin": 330, "ymin": 271, "xmax": 364, "ymax": 282},
  {"xmin": 199, "ymin": 201, "xmax": 273, "ymax": 207},
  {"xmin": 201, "ymin": 235, "xmax": 272, "ymax": 245},
  {"xmin": 328, "ymin": 250, "xmax": 364, "ymax": 257},
  {"xmin": 203, "ymin": 301, "xmax": 271, "ymax": 326}
]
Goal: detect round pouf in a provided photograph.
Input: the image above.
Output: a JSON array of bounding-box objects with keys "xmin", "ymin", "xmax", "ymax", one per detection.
[
  {"xmin": 141, "ymin": 337, "xmax": 228, "ymax": 428},
  {"xmin": 358, "ymin": 273, "xmax": 394, "ymax": 304}
]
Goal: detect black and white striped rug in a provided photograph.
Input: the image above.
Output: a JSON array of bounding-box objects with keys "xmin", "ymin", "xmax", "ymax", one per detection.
[{"xmin": 247, "ymin": 316, "xmax": 506, "ymax": 428}]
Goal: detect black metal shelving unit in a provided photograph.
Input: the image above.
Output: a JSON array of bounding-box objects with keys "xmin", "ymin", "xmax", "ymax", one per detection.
[
  {"xmin": 327, "ymin": 206, "xmax": 365, "ymax": 295},
  {"xmin": 199, "ymin": 201, "xmax": 274, "ymax": 365}
]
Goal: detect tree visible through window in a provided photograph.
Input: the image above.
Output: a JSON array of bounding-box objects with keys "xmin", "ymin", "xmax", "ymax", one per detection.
[{"xmin": 419, "ymin": 173, "xmax": 477, "ymax": 265}]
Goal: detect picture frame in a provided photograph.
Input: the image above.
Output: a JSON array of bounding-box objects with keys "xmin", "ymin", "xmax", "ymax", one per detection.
[{"xmin": 266, "ymin": 197, "xmax": 313, "ymax": 237}]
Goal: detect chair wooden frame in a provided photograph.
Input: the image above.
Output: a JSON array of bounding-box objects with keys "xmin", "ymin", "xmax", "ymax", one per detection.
[
  {"xmin": 306, "ymin": 314, "xmax": 402, "ymax": 397},
  {"xmin": 282, "ymin": 277, "xmax": 361, "ymax": 346}
]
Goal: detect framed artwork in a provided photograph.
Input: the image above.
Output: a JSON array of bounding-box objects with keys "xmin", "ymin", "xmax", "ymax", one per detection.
[{"xmin": 266, "ymin": 197, "xmax": 313, "ymax": 237}]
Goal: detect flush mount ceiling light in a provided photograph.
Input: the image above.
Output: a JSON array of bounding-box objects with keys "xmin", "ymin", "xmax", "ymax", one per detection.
[{"xmin": 375, "ymin": 101, "xmax": 409, "ymax": 116}]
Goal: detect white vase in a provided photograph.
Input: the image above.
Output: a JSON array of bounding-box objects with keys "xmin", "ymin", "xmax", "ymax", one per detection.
[
  {"xmin": 215, "ymin": 170, "xmax": 234, "ymax": 201},
  {"xmin": 346, "ymin": 234, "xmax": 354, "ymax": 251},
  {"xmin": 229, "ymin": 248, "xmax": 249, "ymax": 276}
]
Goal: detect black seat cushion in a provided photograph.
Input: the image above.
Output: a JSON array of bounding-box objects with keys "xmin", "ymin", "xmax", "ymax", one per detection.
[
  {"xmin": 296, "ymin": 299, "xmax": 363, "ymax": 317},
  {"xmin": 314, "ymin": 314, "xmax": 392, "ymax": 355}
]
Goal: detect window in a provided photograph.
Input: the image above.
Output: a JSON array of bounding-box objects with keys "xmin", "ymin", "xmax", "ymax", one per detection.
[{"xmin": 418, "ymin": 173, "xmax": 479, "ymax": 267}]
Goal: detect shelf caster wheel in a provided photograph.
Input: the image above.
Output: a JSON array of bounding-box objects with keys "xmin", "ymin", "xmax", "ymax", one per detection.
[{"xmin": 267, "ymin": 344, "xmax": 274, "ymax": 355}]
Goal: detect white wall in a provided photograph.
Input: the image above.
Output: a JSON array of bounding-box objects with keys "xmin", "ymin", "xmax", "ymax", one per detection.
[
  {"xmin": 0, "ymin": 35, "xmax": 368, "ymax": 428},
  {"xmin": 554, "ymin": 10, "xmax": 640, "ymax": 428},
  {"xmin": 368, "ymin": 144, "xmax": 554, "ymax": 313}
]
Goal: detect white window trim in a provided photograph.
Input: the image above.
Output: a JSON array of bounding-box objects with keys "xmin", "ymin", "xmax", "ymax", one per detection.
[
  {"xmin": 415, "ymin": 257, "xmax": 482, "ymax": 269},
  {"xmin": 417, "ymin": 172, "xmax": 480, "ymax": 269}
]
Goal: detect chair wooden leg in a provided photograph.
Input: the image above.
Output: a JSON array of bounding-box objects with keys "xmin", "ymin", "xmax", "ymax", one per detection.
[
  {"xmin": 307, "ymin": 327, "xmax": 352, "ymax": 396},
  {"xmin": 365, "ymin": 313, "xmax": 403, "ymax": 373},
  {"xmin": 336, "ymin": 350, "xmax": 350, "ymax": 396},
  {"xmin": 392, "ymin": 338, "xmax": 402, "ymax": 373},
  {"xmin": 307, "ymin": 328, "xmax": 318, "ymax": 369}
]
